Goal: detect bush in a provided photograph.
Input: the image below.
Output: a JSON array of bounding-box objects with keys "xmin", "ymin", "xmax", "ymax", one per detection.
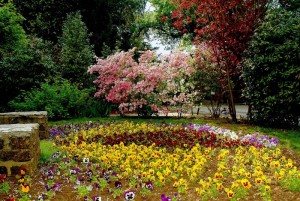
[
  {"xmin": 88, "ymin": 49, "xmax": 196, "ymax": 117},
  {"xmin": 242, "ymin": 8, "xmax": 300, "ymax": 128},
  {"xmin": 0, "ymin": 35, "xmax": 60, "ymax": 112},
  {"xmin": 9, "ymin": 79, "xmax": 110, "ymax": 120}
]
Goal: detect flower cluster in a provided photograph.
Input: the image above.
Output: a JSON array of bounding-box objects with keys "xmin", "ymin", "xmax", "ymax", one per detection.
[
  {"xmin": 6, "ymin": 121, "xmax": 299, "ymax": 200},
  {"xmin": 50, "ymin": 122, "xmax": 279, "ymax": 149},
  {"xmin": 51, "ymin": 123, "xmax": 298, "ymax": 200},
  {"xmin": 240, "ymin": 133, "xmax": 279, "ymax": 148},
  {"xmin": 88, "ymin": 48, "xmax": 197, "ymax": 115}
]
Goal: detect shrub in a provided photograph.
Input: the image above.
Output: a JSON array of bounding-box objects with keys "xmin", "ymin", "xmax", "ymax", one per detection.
[
  {"xmin": 88, "ymin": 48, "xmax": 196, "ymax": 116},
  {"xmin": 0, "ymin": 35, "xmax": 59, "ymax": 112},
  {"xmin": 9, "ymin": 79, "xmax": 109, "ymax": 120},
  {"xmin": 242, "ymin": 8, "xmax": 300, "ymax": 128}
]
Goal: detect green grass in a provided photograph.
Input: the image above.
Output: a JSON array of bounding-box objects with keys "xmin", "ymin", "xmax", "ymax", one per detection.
[
  {"xmin": 40, "ymin": 140, "xmax": 59, "ymax": 162},
  {"xmin": 49, "ymin": 116, "xmax": 300, "ymax": 154}
]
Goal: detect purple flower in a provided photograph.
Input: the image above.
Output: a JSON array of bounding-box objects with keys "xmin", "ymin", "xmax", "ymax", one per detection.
[
  {"xmin": 145, "ymin": 181, "xmax": 154, "ymax": 191},
  {"xmin": 161, "ymin": 194, "xmax": 171, "ymax": 201},
  {"xmin": 70, "ymin": 167, "xmax": 80, "ymax": 175},
  {"xmin": 93, "ymin": 182, "xmax": 100, "ymax": 189},
  {"xmin": 115, "ymin": 181, "xmax": 122, "ymax": 189},
  {"xmin": 124, "ymin": 190, "xmax": 135, "ymax": 200},
  {"xmin": 92, "ymin": 196, "xmax": 102, "ymax": 201},
  {"xmin": 51, "ymin": 183, "xmax": 61, "ymax": 192},
  {"xmin": 37, "ymin": 194, "xmax": 46, "ymax": 201},
  {"xmin": 240, "ymin": 133, "xmax": 279, "ymax": 148}
]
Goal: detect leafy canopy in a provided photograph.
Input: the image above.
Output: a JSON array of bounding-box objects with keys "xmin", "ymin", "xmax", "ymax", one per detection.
[
  {"xmin": 242, "ymin": 8, "xmax": 300, "ymax": 128},
  {"xmin": 0, "ymin": 2, "xmax": 27, "ymax": 58},
  {"xmin": 59, "ymin": 11, "xmax": 95, "ymax": 86}
]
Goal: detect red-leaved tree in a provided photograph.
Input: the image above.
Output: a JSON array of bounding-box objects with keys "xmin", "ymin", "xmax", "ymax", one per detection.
[{"xmin": 164, "ymin": 0, "xmax": 269, "ymax": 121}]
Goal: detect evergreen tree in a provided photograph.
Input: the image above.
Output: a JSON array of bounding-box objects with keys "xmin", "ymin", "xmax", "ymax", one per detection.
[{"xmin": 59, "ymin": 11, "xmax": 95, "ymax": 86}]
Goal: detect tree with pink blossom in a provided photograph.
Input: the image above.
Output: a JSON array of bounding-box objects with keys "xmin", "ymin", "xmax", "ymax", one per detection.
[{"xmin": 88, "ymin": 48, "xmax": 197, "ymax": 116}]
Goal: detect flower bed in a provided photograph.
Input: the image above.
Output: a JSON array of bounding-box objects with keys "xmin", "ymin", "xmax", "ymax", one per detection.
[{"xmin": 1, "ymin": 121, "xmax": 300, "ymax": 201}]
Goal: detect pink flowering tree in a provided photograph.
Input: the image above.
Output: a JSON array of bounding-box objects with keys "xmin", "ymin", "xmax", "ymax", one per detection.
[
  {"xmin": 88, "ymin": 48, "xmax": 196, "ymax": 116},
  {"xmin": 158, "ymin": 50, "xmax": 196, "ymax": 116}
]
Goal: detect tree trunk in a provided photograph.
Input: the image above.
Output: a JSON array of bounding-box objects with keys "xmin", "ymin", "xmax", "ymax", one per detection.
[{"xmin": 226, "ymin": 67, "xmax": 237, "ymax": 122}]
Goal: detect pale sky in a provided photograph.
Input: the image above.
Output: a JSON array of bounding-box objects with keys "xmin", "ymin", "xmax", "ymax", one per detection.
[{"xmin": 144, "ymin": 2, "xmax": 172, "ymax": 55}]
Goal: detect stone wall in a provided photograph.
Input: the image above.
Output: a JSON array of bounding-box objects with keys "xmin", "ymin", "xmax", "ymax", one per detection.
[
  {"xmin": 0, "ymin": 111, "xmax": 48, "ymax": 139},
  {"xmin": 0, "ymin": 124, "xmax": 40, "ymax": 176}
]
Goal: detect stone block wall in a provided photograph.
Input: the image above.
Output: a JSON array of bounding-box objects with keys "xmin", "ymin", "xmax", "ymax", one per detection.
[
  {"xmin": 0, "ymin": 111, "xmax": 48, "ymax": 139},
  {"xmin": 0, "ymin": 124, "xmax": 40, "ymax": 176}
]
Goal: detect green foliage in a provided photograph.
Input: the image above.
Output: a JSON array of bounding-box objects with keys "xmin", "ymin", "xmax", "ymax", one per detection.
[
  {"xmin": 77, "ymin": 185, "xmax": 90, "ymax": 196},
  {"xmin": 112, "ymin": 188, "xmax": 122, "ymax": 198},
  {"xmin": 13, "ymin": 0, "xmax": 79, "ymax": 43},
  {"xmin": 39, "ymin": 140, "xmax": 59, "ymax": 162},
  {"xmin": 0, "ymin": 181, "xmax": 11, "ymax": 194},
  {"xmin": 13, "ymin": 0, "xmax": 147, "ymax": 55},
  {"xmin": 242, "ymin": 8, "xmax": 300, "ymax": 128},
  {"xmin": 9, "ymin": 79, "xmax": 108, "ymax": 120},
  {"xmin": 146, "ymin": 0, "xmax": 181, "ymax": 39},
  {"xmin": 192, "ymin": 48, "xmax": 224, "ymax": 118},
  {"xmin": 98, "ymin": 178, "xmax": 108, "ymax": 191},
  {"xmin": 0, "ymin": 2, "xmax": 27, "ymax": 58},
  {"xmin": 280, "ymin": 176, "xmax": 300, "ymax": 192},
  {"xmin": 18, "ymin": 193, "xmax": 31, "ymax": 201},
  {"xmin": 135, "ymin": 0, "xmax": 181, "ymax": 50},
  {"xmin": 279, "ymin": 0, "xmax": 300, "ymax": 11},
  {"xmin": 59, "ymin": 11, "xmax": 95, "ymax": 86},
  {"xmin": 0, "ymin": 35, "xmax": 58, "ymax": 112}
]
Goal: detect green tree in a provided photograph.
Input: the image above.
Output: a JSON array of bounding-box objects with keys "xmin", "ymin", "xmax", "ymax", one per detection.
[
  {"xmin": 0, "ymin": 2, "xmax": 27, "ymax": 58},
  {"xmin": 13, "ymin": 0, "xmax": 79, "ymax": 43},
  {"xmin": 1, "ymin": 3, "xmax": 58, "ymax": 111},
  {"xmin": 0, "ymin": 36, "xmax": 59, "ymax": 112},
  {"xmin": 242, "ymin": 8, "xmax": 300, "ymax": 128},
  {"xmin": 59, "ymin": 11, "xmax": 94, "ymax": 86},
  {"xmin": 279, "ymin": 0, "xmax": 300, "ymax": 10},
  {"xmin": 13, "ymin": 0, "xmax": 147, "ymax": 55}
]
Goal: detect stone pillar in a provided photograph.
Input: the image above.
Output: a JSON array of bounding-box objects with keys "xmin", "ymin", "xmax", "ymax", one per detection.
[
  {"xmin": 0, "ymin": 124, "xmax": 40, "ymax": 176},
  {"xmin": 0, "ymin": 111, "xmax": 49, "ymax": 139}
]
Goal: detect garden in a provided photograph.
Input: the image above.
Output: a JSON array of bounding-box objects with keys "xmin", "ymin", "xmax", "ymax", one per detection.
[
  {"xmin": 1, "ymin": 118, "xmax": 300, "ymax": 201},
  {"xmin": 1, "ymin": 0, "xmax": 299, "ymax": 200}
]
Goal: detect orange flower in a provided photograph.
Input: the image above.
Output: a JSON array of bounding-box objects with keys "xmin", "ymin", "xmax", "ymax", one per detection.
[
  {"xmin": 148, "ymin": 169, "xmax": 154, "ymax": 175},
  {"xmin": 20, "ymin": 169, "xmax": 26, "ymax": 176},
  {"xmin": 18, "ymin": 177, "xmax": 25, "ymax": 184},
  {"xmin": 227, "ymin": 190, "xmax": 234, "ymax": 199},
  {"xmin": 255, "ymin": 166, "xmax": 262, "ymax": 172},
  {"xmin": 265, "ymin": 185, "xmax": 270, "ymax": 192},
  {"xmin": 255, "ymin": 178, "xmax": 263, "ymax": 185},
  {"xmin": 272, "ymin": 161, "xmax": 280, "ymax": 168},
  {"xmin": 217, "ymin": 183, "xmax": 223, "ymax": 192},
  {"xmin": 173, "ymin": 166, "xmax": 178, "ymax": 173},
  {"xmin": 21, "ymin": 184, "xmax": 30, "ymax": 193},
  {"xmin": 141, "ymin": 172, "xmax": 147, "ymax": 179},
  {"xmin": 214, "ymin": 172, "xmax": 223, "ymax": 180},
  {"xmin": 160, "ymin": 176, "xmax": 165, "ymax": 184},
  {"xmin": 285, "ymin": 162, "xmax": 293, "ymax": 169},
  {"xmin": 242, "ymin": 179, "xmax": 251, "ymax": 189}
]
